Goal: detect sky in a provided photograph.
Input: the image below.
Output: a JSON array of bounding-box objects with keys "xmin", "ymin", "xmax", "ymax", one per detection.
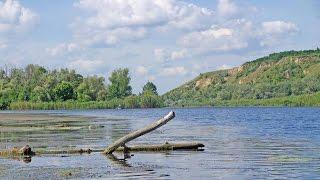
[{"xmin": 0, "ymin": 0, "xmax": 319, "ymax": 94}]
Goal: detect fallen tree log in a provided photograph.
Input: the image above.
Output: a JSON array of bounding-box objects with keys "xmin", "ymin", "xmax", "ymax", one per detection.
[
  {"xmin": 114, "ymin": 142, "xmax": 204, "ymax": 152},
  {"xmin": 0, "ymin": 142, "xmax": 204, "ymax": 157},
  {"xmin": 103, "ymin": 111, "xmax": 176, "ymax": 154}
]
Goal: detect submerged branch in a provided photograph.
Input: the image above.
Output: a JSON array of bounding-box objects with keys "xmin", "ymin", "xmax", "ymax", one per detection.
[{"xmin": 0, "ymin": 142, "xmax": 204, "ymax": 157}]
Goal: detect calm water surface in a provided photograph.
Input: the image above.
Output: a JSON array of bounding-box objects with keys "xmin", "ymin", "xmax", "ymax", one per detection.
[{"xmin": 0, "ymin": 107, "xmax": 320, "ymax": 179}]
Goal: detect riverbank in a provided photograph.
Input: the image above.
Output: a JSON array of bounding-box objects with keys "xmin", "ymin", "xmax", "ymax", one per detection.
[
  {"xmin": 6, "ymin": 95, "xmax": 164, "ymax": 110},
  {"xmin": 167, "ymin": 92, "xmax": 320, "ymax": 108}
]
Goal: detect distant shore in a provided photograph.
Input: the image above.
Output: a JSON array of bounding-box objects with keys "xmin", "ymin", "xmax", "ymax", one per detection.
[{"xmin": 0, "ymin": 92, "xmax": 318, "ymax": 110}]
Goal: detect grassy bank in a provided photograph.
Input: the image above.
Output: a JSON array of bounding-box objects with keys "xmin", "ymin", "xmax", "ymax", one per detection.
[
  {"xmin": 6, "ymin": 92, "xmax": 320, "ymax": 110},
  {"xmin": 169, "ymin": 92, "xmax": 320, "ymax": 107},
  {"xmin": 213, "ymin": 92, "xmax": 320, "ymax": 107},
  {"xmin": 8, "ymin": 95, "xmax": 164, "ymax": 110}
]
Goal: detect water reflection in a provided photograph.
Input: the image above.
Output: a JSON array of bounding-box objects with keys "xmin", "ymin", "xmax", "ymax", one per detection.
[{"xmin": 106, "ymin": 153, "xmax": 132, "ymax": 167}]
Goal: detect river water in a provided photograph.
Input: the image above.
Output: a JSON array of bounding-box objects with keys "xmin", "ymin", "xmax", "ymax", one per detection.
[{"xmin": 0, "ymin": 107, "xmax": 319, "ymax": 179}]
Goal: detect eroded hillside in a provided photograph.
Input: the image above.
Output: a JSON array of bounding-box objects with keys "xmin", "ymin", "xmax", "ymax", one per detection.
[{"xmin": 163, "ymin": 49, "xmax": 320, "ymax": 106}]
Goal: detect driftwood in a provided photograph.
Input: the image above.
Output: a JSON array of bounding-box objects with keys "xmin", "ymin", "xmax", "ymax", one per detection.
[
  {"xmin": 103, "ymin": 111, "xmax": 176, "ymax": 154},
  {"xmin": 114, "ymin": 142, "xmax": 204, "ymax": 152},
  {"xmin": 0, "ymin": 142, "xmax": 204, "ymax": 157}
]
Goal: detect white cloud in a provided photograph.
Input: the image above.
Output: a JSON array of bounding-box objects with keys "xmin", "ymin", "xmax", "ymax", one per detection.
[
  {"xmin": 74, "ymin": 0, "xmax": 212, "ymax": 29},
  {"xmin": 161, "ymin": 66, "xmax": 187, "ymax": 76},
  {"xmin": 171, "ymin": 49, "xmax": 187, "ymax": 60},
  {"xmin": 70, "ymin": 0, "xmax": 299, "ymax": 56},
  {"xmin": 68, "ymin": 59, "xmax": 104, "ymax": 73},
  {"xmin": 154, "ymin": 48, "xmax": 188, "ymax": 61},
  {"xmin": 217, "ymin": 0, "xmax": 238, "ymax": 18},
  {"xmin": 79, "ymin": 27, "xmax": 147, "ymax": 47},
  {"xmin": 261, "ymin": 21, "xmax": 298, "ymax": 34},
  {"xmin": 46, "ymin": 43, "xmax": 80, "ymax": 56},
  {"xmin": 72, "ymin": 0, "xmax": 213, "ymax": 47},
  {"xmin": 176, "ymin": 18, "xmax": 299, "ymax": 53},
  {"xmin": 260, "ymin": 21, "xmax": 298, "ymax": 46},
  {"xmin": 0, "ymin": 0, "xmax": 38, "ymax": 34},
  {"xmin": 154, "ymin": 48, "xmax": 169, "ymax": 62},
  {"xmin": 136, "ymin": 66, "xmax": 148, "ymax": 76},
  {"xmin": 0, "ymin": 0, "xmax": 38, "ymax": 51},
  {"xmin": 179, "ymin": 27, "xmax": 248, "ymax": 52}
]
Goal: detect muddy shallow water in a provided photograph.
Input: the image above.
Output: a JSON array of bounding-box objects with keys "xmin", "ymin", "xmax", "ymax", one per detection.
[{"xmin": 0, "ymin": 107, "xmax": 320, "ymax": 179}]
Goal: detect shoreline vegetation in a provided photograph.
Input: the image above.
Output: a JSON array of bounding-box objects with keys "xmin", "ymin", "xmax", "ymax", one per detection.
[
  {"xmin": 1, "ymin": 49, "xmax": 320, "ymax": 110},
  {"xmin": 8, "ymin": 96, "xmax": 164, "ymax": 110},
  {"xmin": 7, "ymin": 91, "xmax": 320, "ymax": 110}
]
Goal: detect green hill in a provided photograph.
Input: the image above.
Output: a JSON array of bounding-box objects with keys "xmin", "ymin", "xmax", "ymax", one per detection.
[{"xmin": 163, "ymin": 49, "xmax": 320, "ymax": 107}]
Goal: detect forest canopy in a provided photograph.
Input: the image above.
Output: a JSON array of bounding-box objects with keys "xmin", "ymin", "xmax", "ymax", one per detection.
[{"xmin": 0, "ymin": 65, "xmax": 162, "ymax": 110}]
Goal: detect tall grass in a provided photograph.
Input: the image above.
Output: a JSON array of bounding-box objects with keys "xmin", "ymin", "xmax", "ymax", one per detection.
[
  {"xmin": 9, "ymin": 95, "xmax": 164, "ymax": 110},
  {"xmin": 212, "ymin": 92, "xmax": 320, "ymax": 107},
  {"xmin": 8, "ymin": 92, "xmax": 320, "ymax": 110}
]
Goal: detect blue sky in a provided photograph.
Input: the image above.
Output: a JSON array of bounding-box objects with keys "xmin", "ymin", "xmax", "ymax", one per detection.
[{"xmin": 0, "ymin": 0, "xmax": 319, "ymax": 94}]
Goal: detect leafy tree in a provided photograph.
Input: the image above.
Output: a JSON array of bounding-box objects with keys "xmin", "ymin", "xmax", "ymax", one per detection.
[
  {"xmin": 305, "ymin": 76, "xmax": 320, "ymax": 93},
  {"xmin": 97, "ymin": 89, "xmax": 108, "ymax": 101},
  {"xmin": 56, "ymin": 69, "xmax": 83, "ymax": 89},
  {"xmin": 17, "ymin": 88, "xmax": 30, "ymax": 101},
  {"xmin": 54, "ymin": 82, "xmax": 75, "ymax": 101},
  {"xmin": 142, "ymin": 81, "xmax": 158, "ymax": 95},
  {"xmin": 77, "ymin": 76, "xmax": 106, "ymax": 101},
  {"xmin": 0, "ymin": 90, "xmax": 11, "ymax": 110},
  {"xmin": 124, "ymin": 95, "xmax": 140, "ymax": 108},
  {"xmin": 31, "ymin": 86, "xmax": 50, "ymax": 102},
  {"xmin": 292, "ymin": 80, "xmax": 306, "ymax": 95},
  {"xmin": 107, "ymin": 68, "xmax": 132, "ymax": 99},
  {"xmin": 140, "ymin": 91, "xmax": 163, "ymax": 108}
]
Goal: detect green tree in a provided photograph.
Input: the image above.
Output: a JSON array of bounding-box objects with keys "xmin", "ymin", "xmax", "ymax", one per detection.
[
  {"xmin": 97, "ymin": 89, "xmax": 108, "ymax": 101},
  {"xmin": 142, "ymin": 81, "xmax": 158, "ymax": 95},
  {"xmin": 54, "ymin": 82, "xmax": 75, "ymax": 101},
  {"xmin": 77, "ymin": 76, "xmax": 106, "ymax": 101},
  {"xmin": 304, "ymin": 76, "xmax": 320, "ymax": 93},
  {"xmin": 0, "ymin": 89, "xmax": 11, "ymax": 110},
  {"xmin": 107, "ymin": 68, "xmax": 132, "ymax": 99},
  {"xmin": 140, "ymin": 91, "xmax": 163, "ymax": 108},
  {"xmin": 124, "ymin": 95, "xmax": 140, "ymax": 108},
  {"xmin": 31, "ymin": 86, "xmax": 50, "ymax": 102}
]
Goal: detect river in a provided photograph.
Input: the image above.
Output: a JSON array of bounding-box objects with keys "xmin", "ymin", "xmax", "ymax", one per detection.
[{"xmin": 0, "ymin": 107, "xmax": 319, "ymax": 179}]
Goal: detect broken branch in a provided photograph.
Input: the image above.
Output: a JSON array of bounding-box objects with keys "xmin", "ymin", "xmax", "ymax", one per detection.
[{"xmin": 103, "ymin": 111, "xmax": 175, "ymax": 154}]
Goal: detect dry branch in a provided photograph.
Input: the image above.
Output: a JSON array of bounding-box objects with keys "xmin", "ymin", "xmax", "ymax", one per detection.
[
  {"xmin": 114, "ymin": 142, "xmax": 204, "ymax": 152},
  {"xmin": 103, "ymin": 111, "xmax": 176, "ymax": 154}
]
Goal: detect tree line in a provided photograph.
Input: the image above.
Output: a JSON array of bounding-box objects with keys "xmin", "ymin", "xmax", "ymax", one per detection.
[{"xmin": 0, "ymin": 64, "xmax": 163, "ymax": 110}]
